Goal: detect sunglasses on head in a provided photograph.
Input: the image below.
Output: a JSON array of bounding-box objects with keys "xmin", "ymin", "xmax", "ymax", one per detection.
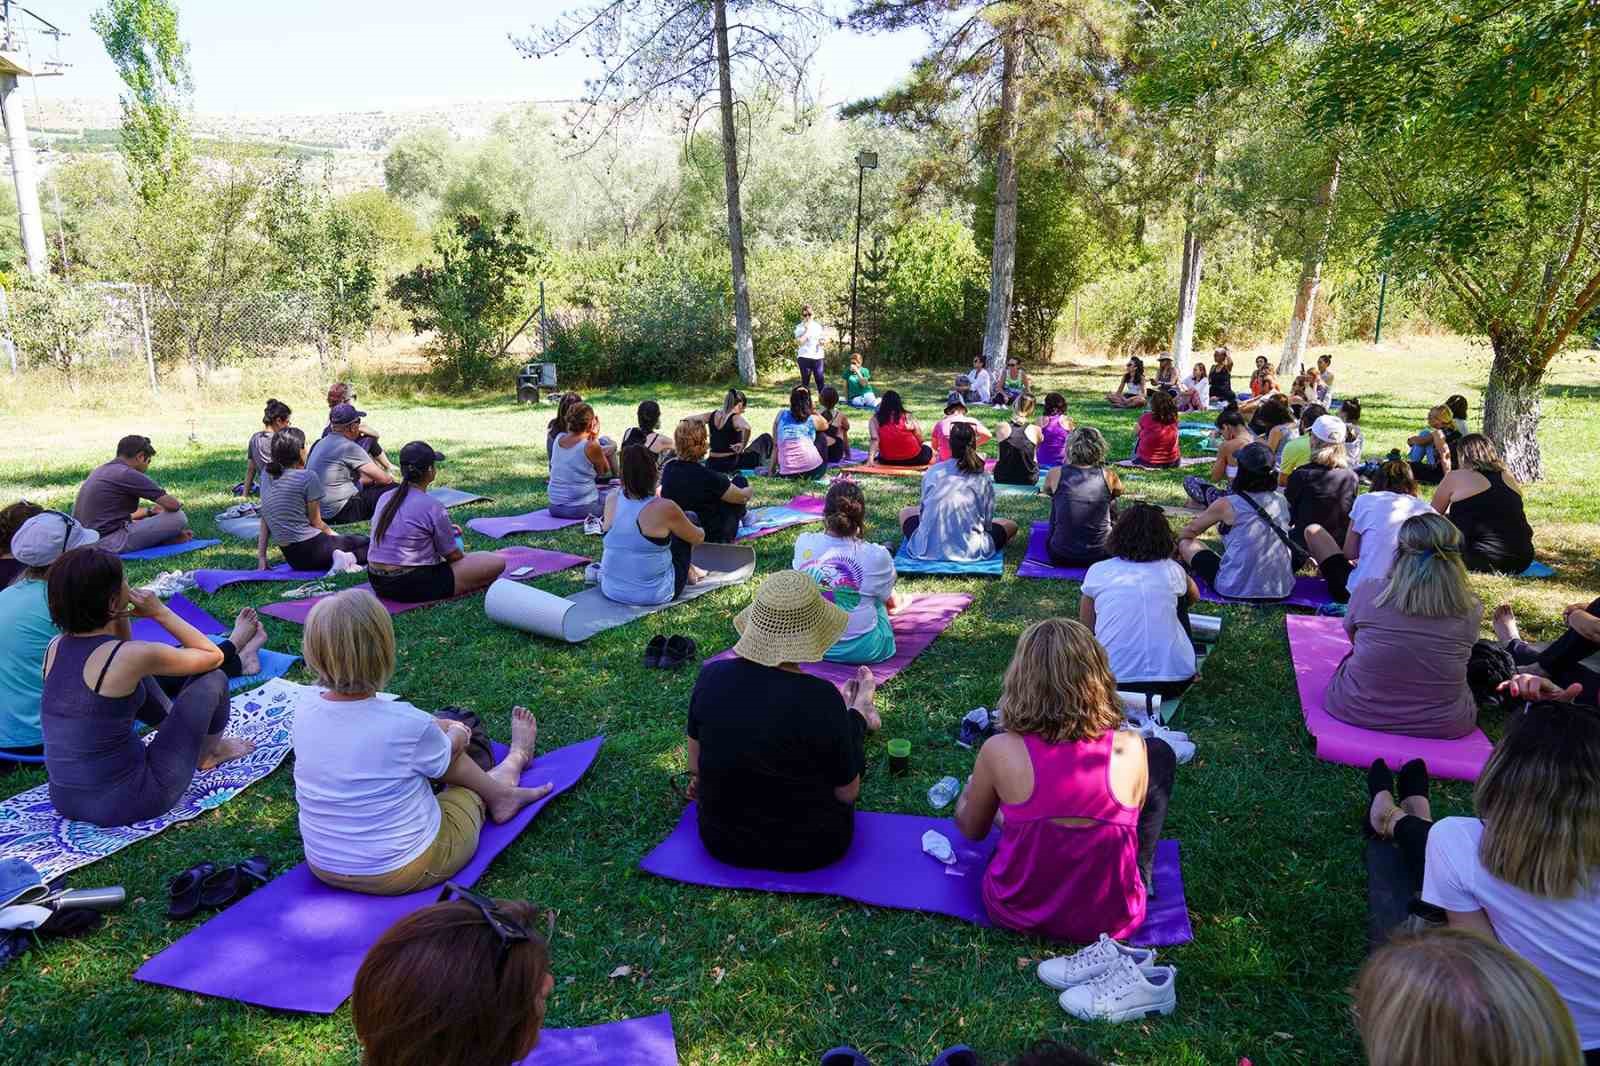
[{"xmin": 438, "ymin": 882, "xmax": 550, "ymax": 977}]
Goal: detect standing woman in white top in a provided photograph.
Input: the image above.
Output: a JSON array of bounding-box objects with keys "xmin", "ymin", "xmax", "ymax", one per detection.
[
  {"xmin": 795, "ymin": 305, "xmax": 826, "ymax": 395},
  {"xmin": 293, "ymin": 589, "xmax": 554, "ymax": 896},
  {"xmin": 1080, "ymin": 503, "xmax": 1200, "ymax": 698}
]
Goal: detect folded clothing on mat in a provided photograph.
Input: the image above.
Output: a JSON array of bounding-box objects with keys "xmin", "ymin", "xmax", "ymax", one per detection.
[
  {"xmin": 258, "ymin": 547, "xmax": 589, "ymax": 624},
  {"xmin": 1286, "ymin": 613, "xmax": 1493, "ymax": 781},
  {"xmin": 193, "ymin": 563, "xmax": 326, "ymax": 594},
  {"xmin": 640, "ymin": 806, "xmax": 1192, "ymax": 947},
  {"xmin": 485, "ymin": 543, "xmax": 757, "ymax": 643},
  {"xmin": 517, "ymin": 1013, "xmax": 680, "ymax": 1066},
  {"xmin": 892, "ymin": 545, "xmax": 1004, "ymax": 576},
  {"xmin": 134, "ymin": 735, "xmax": 605, "ymax": 1012},
  {"xmin": 121, "ymin": 538, "xmax": 221, "ymax": 561}
]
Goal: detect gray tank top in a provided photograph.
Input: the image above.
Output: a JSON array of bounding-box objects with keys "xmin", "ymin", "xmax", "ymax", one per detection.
[
  {"xmin": 549, "ymin": 436, "xmax": 599, "ymax": 511},
  {"xmin": 1217, "ymin": 490, "xmax": 1295, "ymax": 599},
  {"xmin": 1047, "ymin": 465, "xmax": 1112, "ymax": 562},
  {"xmin": 600, "ymin": 494, "xmax": 675, "ymax": 605}
]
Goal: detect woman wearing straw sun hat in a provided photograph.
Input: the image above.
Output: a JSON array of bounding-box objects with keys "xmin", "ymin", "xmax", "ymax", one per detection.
[{"xmin": 685, "ymin": 571, "xmax": 882, "ymax": 871}]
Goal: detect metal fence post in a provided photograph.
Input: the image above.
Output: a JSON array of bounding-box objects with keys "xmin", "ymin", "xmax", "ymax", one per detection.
[{"xmin": 136, "ymin": 284, "xmax": 157, "ymax": 395}]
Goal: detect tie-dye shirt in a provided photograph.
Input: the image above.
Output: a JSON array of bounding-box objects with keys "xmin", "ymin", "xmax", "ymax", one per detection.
[{"xmin": 792, "ymin": 532, "xmax": 897, "ymax": 640}]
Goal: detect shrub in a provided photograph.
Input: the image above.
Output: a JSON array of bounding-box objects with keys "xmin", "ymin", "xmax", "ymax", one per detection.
[{"xmin": 877, "ymin": 211, "xmax": 988, "ymax": 367}]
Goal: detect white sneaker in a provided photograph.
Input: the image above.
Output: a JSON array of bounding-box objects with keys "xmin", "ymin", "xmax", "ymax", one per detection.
[
  {"xmin": 1150, "ymin": 724, "xmax": 1195, "ymax": 765},
  {"xmin": 1057, "ymin": 954, "xmax": 1177, "ymax": 1023},
  {"xmin": 1037, "ymin": 934, "xmax": 1157, "ymax": 990},
  {"xmin": 583, "ymin": 515, "xmax": 605, "ymax": 536}
]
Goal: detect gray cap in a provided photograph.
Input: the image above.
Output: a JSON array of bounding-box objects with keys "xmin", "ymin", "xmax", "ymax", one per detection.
[{"xmin": 11, "ymin": 511, "xmax": 100, "ymax": 568}]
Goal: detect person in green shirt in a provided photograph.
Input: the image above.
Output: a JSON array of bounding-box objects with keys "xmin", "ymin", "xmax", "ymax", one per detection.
[{"xmin": 844, "ymin": 352, "xmax": 879, "ymax": 409}]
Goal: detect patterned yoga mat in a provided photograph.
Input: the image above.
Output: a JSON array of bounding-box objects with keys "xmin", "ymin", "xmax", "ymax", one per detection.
[{"xmin": 0, "ymin": 678, "xmax": 304, "ymax": 883}]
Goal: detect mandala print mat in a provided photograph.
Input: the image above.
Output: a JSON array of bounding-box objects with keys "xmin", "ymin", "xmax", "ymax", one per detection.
[{"xmin": 0, "ymin": 678, "xmax": 305, "ymax": 883}]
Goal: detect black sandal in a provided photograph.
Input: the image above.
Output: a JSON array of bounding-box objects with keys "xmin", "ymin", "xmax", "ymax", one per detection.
[
  {"xmin": 198, "ymin": 855, "xmax": 272, "ymax": 911},
  {"xmin": 661, "ymin": 635, "xmax": 698, "ymax": 670},
  {"xmin": 644, "ymin": 635, "xmax": 667, "ymax": 669},
  {"xmin": 167, "ymin": 862, "xmax": 217, "ymax": 920}
]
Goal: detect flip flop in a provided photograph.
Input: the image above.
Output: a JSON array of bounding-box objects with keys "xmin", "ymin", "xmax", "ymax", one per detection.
[
  {"xmin": 198, "ymin": 855, "xmax": 272, "ymax": 911},
  {"xmin": 166, "ymin": 861, "xmax": 217, "ymax": 920},
  {"xmin": 644, "ymin": 634, "xmax": 667, "ymax": 669},
  {"xmin": 662, "ymin": 635, "xmax": 698, "ymax": 670}
]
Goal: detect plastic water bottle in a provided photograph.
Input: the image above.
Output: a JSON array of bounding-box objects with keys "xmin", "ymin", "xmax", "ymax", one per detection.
[{"xmin": 927, "ymin": 776, "xmax": 960, "ymax": 810}]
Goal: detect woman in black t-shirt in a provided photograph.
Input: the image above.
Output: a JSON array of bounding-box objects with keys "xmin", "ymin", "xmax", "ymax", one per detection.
[
  {"xmin": 685, "ymin": 571, "xmax": 881, "ymax": 871},
  {"xmin": 660, "ymin": 419, "xmax": 754, "ymax": 543}
]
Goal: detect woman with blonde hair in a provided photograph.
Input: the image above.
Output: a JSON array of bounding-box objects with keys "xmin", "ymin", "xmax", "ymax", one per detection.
[
  {"xmin": 1324, "ymin": 513, "xmax": 1483, "ymax": 738},
  {"xmin": 1355, "ymin": 929, "xmax": 1584, "ymax": 1066},
  {"xmin": 1043, "ymin": 426, "xmax": 1123, "ymax": 566},
  {"xmin": 1432, "ymin": 434, "xmax": 1536, "ymax": 575},
  {"xmin": 660, "ymin": 418, "xmax": 753, "ymax": 543},
  {"xmin": 292, "ymin": 588, "xmax": 554, "ymax": 895},
  {"xmin": 992, "ymin": 393, "xmax": 1042, "ymax": 486},
  {"xmin": 956, "ymin": 618, "xmax": 1175, "ymax": 943},
  {"xmin": 1361, "ymin": 700, "xmax": 1600, "ymax": 1061},
  {"xmin": 1408, "ymin": 403, "xmax": 1460, "ymax": 484}
]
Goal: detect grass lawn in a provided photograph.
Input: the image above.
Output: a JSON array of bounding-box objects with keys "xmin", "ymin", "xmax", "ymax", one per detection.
[{"xmin": 0, "ymin": 335, "xmax": 1596, "ymax": 1066}]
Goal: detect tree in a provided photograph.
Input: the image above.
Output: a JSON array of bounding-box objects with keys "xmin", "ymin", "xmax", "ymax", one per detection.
[
  {"xmin": 9, "ymin": 275, "xmax": 103, "ymax": 384},
  {"xmin": 1309, "ymin": 0, "xmax": 1600, "ymax": 479},
  {"xmin": 91, "ymin": 0, "xmax": 192, "ymax": 203},
  {"xmin": 518, "ymin": 1, "xmax": 828, "ymax": 385},
  {"xmin": 388, "ymin": 213, "xmax": 544, "ymax": 387}
]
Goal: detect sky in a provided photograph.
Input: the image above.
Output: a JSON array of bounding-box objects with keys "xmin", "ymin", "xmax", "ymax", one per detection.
[{"xmin": 13, "ymin": 1, "xmax": 931, "ymax": 116}]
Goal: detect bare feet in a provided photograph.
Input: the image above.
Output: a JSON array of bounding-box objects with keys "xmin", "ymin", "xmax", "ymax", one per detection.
[
  {"xmin": 487, "ymin": 707, "xmax": 541, "ymax": 793},
  {"xmin": 174, "ymin": 529, "xmax": 195, "ymax": 543},
  {"xmin": 1492, "ymin": 603, "xmax": 1520, "ymax": 643},
  {"xmin": 228, "ymin": 608, "xmax": 257, "ymax": 649},
  {"xmin": 230, "ymin": 609, "xmax": 268, "ymax": 675},
  {"xmin": 198, "ymin": 735, "xmax": 256, "ymax": 771},
  {"xmin": 686, "ymin": 564, "xmax": 708, "ymax": 587},
  {"xmin": 1367, "ymin": 790, "xmax": 1399, "ymax": 838},
  {"xmin": 486, "ymin": 782, "xmax": 554, "ymax": 824}
]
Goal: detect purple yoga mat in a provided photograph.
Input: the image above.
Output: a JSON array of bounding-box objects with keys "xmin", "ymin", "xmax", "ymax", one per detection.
[
  {"xmin": 1017, "ymin": 522, "xmax": 1333, "ymax": 607},
  {"xmin": 467, "ymin": 510, "xmax": 584, "ymax": 538},
  {"xmin": 640, "ymin": 807, "xmax": 1192, "ymax": 947},
  {"xmin": 258, "ymin": 547, "xmax": 588, "ymax": 625},
  {"xmin": 134, "ymin": 735, "xmax": 605, "ymax": 1012},
  {"xmin": 192, "ymin": 563, "xmax": 324, "ymax": 594},
  {"xmin": 130, "ymin": 594, "xmax": 226, "ymax": 643},
  {"xmin": 518, "ymin": 1013, "xmax": 679, "ymax": 1066},
  {"xmin": 1286, "ymin": 614, "xmax": 1492, "ymax": 781},
  {"xmin": 709, "ymin": 593, "xmax": 971, "ymax": 692}
]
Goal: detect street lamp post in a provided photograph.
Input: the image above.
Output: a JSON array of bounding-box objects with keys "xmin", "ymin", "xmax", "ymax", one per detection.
[{"xmin": 850, "ymin": 149, "xmax": 878, "ymax": 359}]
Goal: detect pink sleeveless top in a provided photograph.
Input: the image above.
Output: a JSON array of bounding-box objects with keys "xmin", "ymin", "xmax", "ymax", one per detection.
[{"xmin": 981, "ymin": 730, "xmax": 1146, "ymax": 941}]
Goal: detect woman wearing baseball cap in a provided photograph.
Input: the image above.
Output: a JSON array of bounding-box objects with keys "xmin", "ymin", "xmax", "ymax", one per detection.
[
  {"xmin": 367, "ymin": 442, "xmax": 506, "ymax": 604},
  {"xmin": 1177, "ymin": 442, "xmax": 1296, "ymax": 602}
]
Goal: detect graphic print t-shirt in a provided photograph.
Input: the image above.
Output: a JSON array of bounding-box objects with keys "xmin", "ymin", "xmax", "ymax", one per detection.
[{"xmin": 792, "ymin": 532, "xmax": 896, "ymax": 640}]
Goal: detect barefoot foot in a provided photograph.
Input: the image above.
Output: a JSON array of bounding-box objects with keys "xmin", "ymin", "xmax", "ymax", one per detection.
[
  {"xmin": 487, "ymin": 782, "xmax": 554, "ymax": 824},
  {"xmin": 1492, "ymin": 603, "xmax": 1520, "ymax": 643},
  {"xmin": 1368, "ymin": 791, "xmax": 1400, "ymax": 838},
  {"xmin": 228, "ymin": 607, "xmax": 258, "ymax": 648},
  {"xmin": 488, "ymin": 708, "xmax": 539, "ymax": 786},
  {"xmin": 198, "ymin": 735, "xmax": 256, "ymax": 771},
  {"xmin": 686, "ymin": 564, "xmax": 708, "ymax": 587}
]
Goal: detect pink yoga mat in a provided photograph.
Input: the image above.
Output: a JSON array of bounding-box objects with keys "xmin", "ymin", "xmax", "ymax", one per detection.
[
  {"xmin": 1285, "ymin": 614, "xmax": 1493, "ymax": 781},
  {"xmin": 467, "ymin": 510, "xmax": 584, "ymax": 538},
  {"xmin": 519, "ymin": 1013, "xmax": 679, "ymax": 1066},
  {"xmin": 845, "ymin": 458, "xmax": 997, "ymax": 478},
  {"xmin": 709, "ymin": 593, "xmax": 971, "ymax": 692},
  {"xmin": 1018, "ymin": 522, "xmax": 1334, "ymax": 607},
  {"xmin": 134, "ymin": 736, "xmax": 604, "ymax": 1012},
  {"xmin": 736, "ymin": 495, "xmax": 825, "ymax": 540},
  {"xmin": 258, "ymin": 547, "xmax": 588, "ymax": 625},
  {"xmin": 641, "ymin": 806, "xmax": 1193, "ymax": 947}
]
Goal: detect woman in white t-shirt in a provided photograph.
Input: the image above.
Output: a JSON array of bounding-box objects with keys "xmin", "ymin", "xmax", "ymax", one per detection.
[
  {"xmin": 1300, "ymin": 451, "xmax": 1433, "ymax": 606},
  {"xmin": 1364, "ymin": 698, "xmax": 1600, "ymax": 1060},
  {"xmin": 1080, "ymin": 503, "xmax": 1200, "ymax": 697},
  {"xmin": 795, "ymin": 304, "xmax": 826, "ymax": 395},
  {"xmin": 292, "ymin": 589, "xmax": 557, "ymax": 896},
  {"xmin": 792, "ymin": 480, "xmax": 900, "ymax": 664}
]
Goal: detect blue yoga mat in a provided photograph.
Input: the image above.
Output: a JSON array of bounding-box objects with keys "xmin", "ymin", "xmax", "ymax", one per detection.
[
  {"xmin": 121, "ymin": 538, "xmax": 222, "ymax": 561},
  {"xmin": 1521, "ymin": 561, "xmax": 1555, "ymax": 579},
  {"xmin": 893, "ymin": 545, "xmax": 1004, "ymax": 576},
  {"xmin": 992, "ymin": 479, "xmax": 1044, "ymax": 497},
  {"xmin": 227, "ymin": 649, "xmax": 300, "ymax": 692}
]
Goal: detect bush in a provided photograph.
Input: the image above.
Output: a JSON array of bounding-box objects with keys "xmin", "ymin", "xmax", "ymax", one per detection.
[{"xmin": 876, "ymin": 211, "xmax": 988, "ymax": 367}]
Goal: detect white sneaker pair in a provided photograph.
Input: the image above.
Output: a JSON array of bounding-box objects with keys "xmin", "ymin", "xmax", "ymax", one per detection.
[
  {"xmin": 1036, "ymin": 934, "xmax": 1178, "ymax": 1022},
  {"xmin": 1123, "ymin": 716, "xmax": 1196, "ymax": 765}
]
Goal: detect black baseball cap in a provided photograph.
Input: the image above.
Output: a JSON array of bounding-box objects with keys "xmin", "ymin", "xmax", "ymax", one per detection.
[
  {"xmin": 1234, "ymin": 441, "xmax": 1276, "ymax": 475},
  {"xmin": 328, "ymin": 402, "xmax": 366, "ymax": 426},
  {"xmin": 399, "ymin": 441, "xmax": 446, "ymax": 469}
]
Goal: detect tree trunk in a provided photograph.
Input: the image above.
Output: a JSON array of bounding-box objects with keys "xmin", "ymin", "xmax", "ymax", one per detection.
[
  {"xmin": 1481, "ymin": 340, "xmax": 1544, "ymax": 482},
  {"xmin": 1278, "ymin": 155, "xmax": 1341, "ymax": 377},
  {"xmin": 1173, "ymin": 222, "xmax": 1204, "ymax": 364},
  {"xmin": 981, "ymin": 19, "xmax": 1023, "ymax": 369},
  {"xmin": 713, "ymin": 0, "xmax": 756, "ymax": 385}
]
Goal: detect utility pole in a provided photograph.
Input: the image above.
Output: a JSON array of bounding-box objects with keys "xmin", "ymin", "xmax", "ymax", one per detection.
[
  {"xmin": 1373, "ymin": 273, "xmax": 1389, "ymax": 345},
  {"xmin": 849, "ymin": 149, "xmax": 877, "ymax": 357}
]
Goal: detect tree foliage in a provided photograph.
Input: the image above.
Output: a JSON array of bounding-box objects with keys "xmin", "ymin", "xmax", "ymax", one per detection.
[
  {"xmin": 91, "ymin": 0, "xmax": 192, "ymax": 203},
  {"xmin": 9, "ymin": 275, "xmax": 104, "ymax": 381}
]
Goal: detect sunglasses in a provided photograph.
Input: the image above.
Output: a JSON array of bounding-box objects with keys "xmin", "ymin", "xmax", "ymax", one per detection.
[{"xmin": 437, "ymin": 882, "xmax": 550, "ymax": 978}]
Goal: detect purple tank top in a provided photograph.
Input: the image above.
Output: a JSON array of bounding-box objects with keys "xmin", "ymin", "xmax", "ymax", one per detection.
[
  {"xmin": 1037, "ymin": 415, "xmax": 1069, "ymax": 467},
  {"xmin": 981, "ymin": 730, "xmax": 1146, "ymax": 941}
]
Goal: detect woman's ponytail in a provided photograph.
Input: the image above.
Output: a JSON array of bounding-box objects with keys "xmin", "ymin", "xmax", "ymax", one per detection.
[
  {"xmin": 265, "ymin": 427, "xmax": 306, "ymax": 480},
  {"xmin": 949, "ymin": 422, "xmax": 984, "ymax": 475}
]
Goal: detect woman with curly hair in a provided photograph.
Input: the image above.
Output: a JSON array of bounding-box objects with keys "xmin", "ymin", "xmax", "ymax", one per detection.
[
  {"xmin": 1081, "ymin": 504, "xmax": 1199, "ymax": 696},
  {"xmin": 955, "ymin": 618, "xmax": 1175, "ymax": 942}
]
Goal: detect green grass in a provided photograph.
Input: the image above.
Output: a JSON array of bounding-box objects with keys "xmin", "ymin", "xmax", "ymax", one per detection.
[{"xmin": 1, "ymin": 336, "xmax": 1597, "ymax": 1066}]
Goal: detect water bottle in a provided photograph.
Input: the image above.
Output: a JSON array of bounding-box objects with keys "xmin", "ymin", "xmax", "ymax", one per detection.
[{"xmin": 927, "ymin": 775, "xmax": 960, "ymax": 810}]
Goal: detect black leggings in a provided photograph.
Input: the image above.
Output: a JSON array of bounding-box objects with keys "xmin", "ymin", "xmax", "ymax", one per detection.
[
  {"xmin": 1506, "ymin": 596, "xmax": 1600, "ymax": 705},
  {"xmin": 708, "ymin": 434, "xmax": 773, "ymax": 474},
  {"xmin": 326, "ymin": 484, "xmax": 390, "ymax": 525},
  {"xmin": 1138, "ymin": 737, "xmax": 1177, "ymax": 893},
  {"xmin": 1393, "ymin": 815, "xmax": 1433, "ymax": 895},
  {"xmin": 877, "ymin": 444, "xmax": 934, "ymax": 466},
  {"xmin": 281, "ymin": 532, "xmax": 371, "ymax": 571},
  {"xmin": 668, "ymin": 516, "xmax": 698, "ymax": 600},
  {"xmin": 1317, "ymin": 553, "xmax": 1354, "ymax": 604}
]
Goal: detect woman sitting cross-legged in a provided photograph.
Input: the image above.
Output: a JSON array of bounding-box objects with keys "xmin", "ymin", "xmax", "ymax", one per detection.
[
  {"xmin": 1285, "ymin": 414, "xmax": 1357, "ymax": 548},
  {"xmin": 1131, "ymin": 390, "xmax": 1182, "ymax": 467},
  {"xmin": 1035, "ymin": 392, "xmax": 1074, "ymax": 469},
  {"xmin": 619, "ymin": 399, "xmax": 675, "ymax": 461},
  {"xmin": 1322, "ymin": 513, "xmax": 1482, "ymax": 738},
  {"xmin": 702, "ymin": 389, "xmax": 774, "ymax": 475},
  {"xmin": 355, "ymin": 891, "xmax": 556, "ymax": 1066},
  {"xmin": 899, "ymin": 422, "xmax": 1017, "ymax": 565},
  {"xmin": 686, "ymin": 570, "xmax": 881, "ymax": 871},
  {"xmin": 1492, "ymin": 600, "xmax": 1600, "ymax": 708},
  {"xmin": 1081, "ymin": 504, "xmax": 1199, "ymax": 698},
  {"xmin": 1041, "ymin": 427, "xmax": 1123, "ymax": 567},
  {"xmin": 1362, "ymin": 700, "xmax": 1600, "ymax": 1060},
  {"xmin": 817, "ymin": 386, "xmax": 851, "ymax": 463},
  {"xmin": 367, "ymin": 442, "xmax": 505, "ymax": 604},
  {"xmin": 992, "ymin": 392, "xmax": 1043, "ymax": 486},
  {"xmin": 547, "ymin": 402, "xmax": 615, "ymax": 520},
  {"xmin": 793, "ymin": 480, "xmax": 900, "ymax": 665},
  {"xmin": 256, "ymin": 427, "xmax": 371, "ymax": 572},
  {"xmin": 1356, "ymin": 929, "xmax": 1585, "ymax": 1066},
  {"xmin": 1338, "ymin": 451, "xmax": 1434, "ymax": 596},
  {"xmin": 1432, "ymin": 434, "xmax": 1536, "ymax": 576},
  {"xmin": 600, "ymin": 445, "xmax": 705, "ymax": 606},
  {"xmin": 39, "ymin": 547, "xmax": 256, "ymax": 826},
  {"xmin": 295, "ymin": 588, "xmax": 553, "ymax": 895},
  {"xmin": 769, "ymin": 386, "xmax": 830, "ymax": 479},
  {"xmin": 869, "ymin": 390, "xmax": 934, "ymax": 467},
  {"xmin": 660, "ymin": 418, "xmax": 753, "ymax": 544},
  {"xmin": 1182, "ymin": 406, "xmax": 1255, "ymax": 509},
  {"xmin": 1176, "ymin": 442, "xmax": 1297, "ymax": 602},
  {"xmin": 956, "ymin": 618, "xmax": 1175, "ymax": 942},
  {"xmin": 1105, "ymin": 357, "xmax": 1148, "ymax": 409}
]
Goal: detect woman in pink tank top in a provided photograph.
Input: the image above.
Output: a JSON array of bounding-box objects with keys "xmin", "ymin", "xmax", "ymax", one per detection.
[{"xmin": 955, "ymin": 618, "xmax": 1175, "ymax": 942}]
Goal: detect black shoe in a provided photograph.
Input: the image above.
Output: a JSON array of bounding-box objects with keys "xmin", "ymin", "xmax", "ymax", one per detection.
[
  {"xmin": 643, "ymin": 635, "xmax": 666, "ymax": 669},
  {"xmin": 661, "ymin": 635, "xmax": 698, "ymax": 670},
  {"xmin": 166, "ymin": 862, "xmax": 217, "ymax": 920},
  {"xmin": 199, "ymin": 855, "xmax": 272, "ymax": 911}
]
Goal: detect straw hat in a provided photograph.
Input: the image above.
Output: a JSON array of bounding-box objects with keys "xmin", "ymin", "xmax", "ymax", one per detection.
[{"xmin": 733, "ymin": 570, "xmax": 849, "ymax": 667}]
